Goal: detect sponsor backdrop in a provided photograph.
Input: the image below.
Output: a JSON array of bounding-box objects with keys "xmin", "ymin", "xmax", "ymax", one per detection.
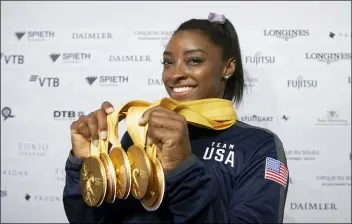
[{"xmin": 1, "ymin": 1, "xmax": 351, "ymax": 223}]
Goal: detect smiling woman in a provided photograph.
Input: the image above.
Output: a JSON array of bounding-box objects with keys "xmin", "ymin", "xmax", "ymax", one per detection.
[{"xmin": 63, "ymin": 12, "xmax": 289, "ymax": 224}]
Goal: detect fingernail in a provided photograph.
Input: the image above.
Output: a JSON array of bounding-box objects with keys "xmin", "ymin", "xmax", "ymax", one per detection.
[
  {"xmin": 138, "ymin": 117, "xmax": 143, "ymax": 125},
  {"xmin": 93, "ymin": 139, "xmax": 99, "ymax": 147},
  {"xmin": 105, "ymin": 107, "xmax": 114, "ymax": 114},
  {"xmin": 100, "ymin": 131, "xmax": 107, "ymax": 139}
]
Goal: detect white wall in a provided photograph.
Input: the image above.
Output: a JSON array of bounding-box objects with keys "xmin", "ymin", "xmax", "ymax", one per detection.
[{"xmin": 1, "ymin": 1, "xmax": 351, "ymax": 223}]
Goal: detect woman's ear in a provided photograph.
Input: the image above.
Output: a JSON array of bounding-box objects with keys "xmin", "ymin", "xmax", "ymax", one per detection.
[{"xmin": 222, "ymin": 57, "xmax": 236, "ymax": 80}]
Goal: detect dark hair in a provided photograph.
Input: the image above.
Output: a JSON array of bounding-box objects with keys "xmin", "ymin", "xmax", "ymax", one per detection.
[{"xmin": 173, "ymin": 17, "xmax": 245, "ymax": 105}]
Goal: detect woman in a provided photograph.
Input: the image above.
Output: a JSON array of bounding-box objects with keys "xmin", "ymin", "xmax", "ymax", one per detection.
[{"xmin": 63, "ymin": 13, "xmax": 289, "ymax": 223}]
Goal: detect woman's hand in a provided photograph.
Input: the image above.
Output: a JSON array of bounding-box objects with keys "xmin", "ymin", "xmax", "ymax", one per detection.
[
  {"xmin": 70, "ymin": 102, "xmax": 115, "ymax": 159},
  {"xmin": 139, "ymin": 106, "xmax": 192, "ymax": 174}
]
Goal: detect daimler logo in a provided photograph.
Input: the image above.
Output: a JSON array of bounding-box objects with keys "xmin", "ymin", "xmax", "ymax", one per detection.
[{"xmin": 290, "ymin": 202, "xmax": 337, "ymax": 210}]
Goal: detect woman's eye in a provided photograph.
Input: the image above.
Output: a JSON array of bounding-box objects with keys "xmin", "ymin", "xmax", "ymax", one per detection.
[
  {"xmin": 187, "ymin": 58, "xmax": 203, "ymax": 65},
  {"xmin": 161, "ymin": 59, "xmax": 173, "ymax": 65}
]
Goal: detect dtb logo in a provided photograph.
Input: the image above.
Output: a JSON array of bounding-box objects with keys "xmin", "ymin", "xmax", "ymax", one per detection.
[
  {"xmin": 53, "ymin": 111, "xmax": 84, "ymax": 120},
  {"xmin": 1, "ymin": 53, "xmax": 24, "ymax": 64},
  {"xmin": 29, "ymin": 75, "xmax": 59, "ymax": 87}
]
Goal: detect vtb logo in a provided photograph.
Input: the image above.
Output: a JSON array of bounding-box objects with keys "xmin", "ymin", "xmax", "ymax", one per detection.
[
  {"xmin": 29, "ymin": 75, "xmax": 59, "ymax": 87},
  {"xmin": 1, "ymin": 53, "xmax": 24, "ymax": 64}
]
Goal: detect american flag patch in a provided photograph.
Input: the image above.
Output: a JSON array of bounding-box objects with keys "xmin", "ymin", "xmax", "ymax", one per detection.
[{"xmin": 264, "ymin": 157, "xmax": 288, "ymax": 188}]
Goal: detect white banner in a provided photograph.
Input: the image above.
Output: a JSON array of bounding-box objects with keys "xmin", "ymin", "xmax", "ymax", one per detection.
[{"xmin": 1, "ymin": 1, "xmax": 351, "ymax": 223}]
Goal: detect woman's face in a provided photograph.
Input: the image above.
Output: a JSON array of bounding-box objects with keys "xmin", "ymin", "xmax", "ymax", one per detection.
[{"xmin": 162, "ymin": 30, "xmax": 234, "ymax": 101}]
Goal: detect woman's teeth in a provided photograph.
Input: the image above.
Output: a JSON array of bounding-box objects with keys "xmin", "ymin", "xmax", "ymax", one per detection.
[{"xmin": 173, "ymin": 87, "xmax": 194, "ymax": 93}]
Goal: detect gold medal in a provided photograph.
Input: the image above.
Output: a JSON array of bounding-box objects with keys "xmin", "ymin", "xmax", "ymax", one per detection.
[
  {"xmin": 100, "ymin": 152, "xmax": 117, "ymax": 203},
  {"xmin": 141, "ymin": 158, "xmax": 165, "ymax": 211},
  {"xmin": 127, "ymin": 145, "xmax": 153, "ymax": 200},
  {"xmin": 80, "ymin": 156, "xmax": 107, "ymax": 207},
  {"xmin": 110, "ymin": 146, "xmax": 132, "ymax": 199}
]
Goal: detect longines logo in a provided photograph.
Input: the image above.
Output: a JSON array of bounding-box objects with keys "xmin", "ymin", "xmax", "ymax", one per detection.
[
  {"xmin": 85, "ymin": 76, "xmax": 129, "ymax": 87},
  {"xmin": 1, "ymin": 53, "xmax": 24, "ymax": 64},
  {"xmin": 290, "ymin": 202, "xmax": 337, "ymax": 210},
  {"xmin": 240, "ymin": 115, "xmax": 275, "ymax": 123},
  {"xmin": 72, "ymin": 32, "xmax": 113, "ymax": 40},
  {"xmin": 284, "ymin": 150, "xmax": 320, "ymax": 161},
  {"xmin": 18, "ymin": 142, "xmax": 49, "ymax": 157},
  {"xmin": 245, "ymin": 52, "xmax": 275, "ymax": 65},
  {"xmin": 25, "ymin": 193, "xmax": 62, "ymax": 202},
  {"xmin": 49, "ymin": 53, "xmax": 91, "ymax": 63},
  {"xmin": 148, "ymin": 78, "xmax": 163, "ymax": 86},
  {"xmin": 305, "ymin": 52, "xmax": 351, "ymax": 64},
  {"xmin": 316, "ymin": 175, "xmax": 351, "ymax": 187},
  {"xmin": 2, "ymin": 169, "xmax": 28, "ymax": 176},
  {"xmin": 109, "ymin": 55, "xmax": 151, "ymax": 62},
  {"xmin": 1, "ymin": 107, "xmax": 15, "ymax": 121},
  {"xmin": 29, "ymin": 74, "xmax": 59, "ymax": 87},
  {"xmin": 264, "ymin": 29, "xmax": 309, "ymax": 41},
  {"xmin": 315, "ymin": 110, "xmax": 350, "ymax": 126},
  {"xmin": 15, "ymin": 31, "xmax": 55, "ymax": 41},
  {"xmin": 287, "ymin": 76, "xmax": 318, "ymax": 89}
]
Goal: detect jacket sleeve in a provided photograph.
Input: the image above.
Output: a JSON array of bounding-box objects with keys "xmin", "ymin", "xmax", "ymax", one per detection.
[
  {"xmin": 63, "ymin": 132, "xmax": 134, "ymax": 223},
  {"xmin": 166, "ymin": 134, "xmax": 289, "ymax": 223}
]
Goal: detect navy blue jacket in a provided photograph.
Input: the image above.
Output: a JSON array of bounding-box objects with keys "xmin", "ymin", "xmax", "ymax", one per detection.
[{"xmin": 63, "ymin": 121, "xmax": 289, "ymax": 223}]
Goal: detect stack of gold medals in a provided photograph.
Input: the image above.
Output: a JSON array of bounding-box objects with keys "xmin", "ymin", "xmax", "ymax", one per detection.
[{"xmin": 80, "ymin": 97, "xmax": 237, "ymax": 211}]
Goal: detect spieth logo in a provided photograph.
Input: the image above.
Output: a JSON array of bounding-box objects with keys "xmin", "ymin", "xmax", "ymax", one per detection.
[
  {"xmin": 29, "ymin": 74, "xmax": 59, "ymax": 87},
  {"xmin": 18, "ymin": 142, "xmax": 49, "ymax": 157},
  {"xmin": 285, "ymin": 150, "xmax": 320, "ymax": 161},
  {"xmin": 1, "ymin": 53, "xmax": 24, "ymax": 64},
  {"xmin": 305, "ymin": 52, "xmax": 351, "ymax": 64},
  {"xmin": 53, "ymin": 110, "xmax": 85, "ymax": 120},
  {"xmin": 85, "ymin": 76, "xmax": 129, "ymax": 87},
  {"xmin": 49, "ymin": 53, "xmax": 91, "ymax": 63},
  {"xmin": 109, "ymin": 55, "xmax": 151, "ymax": 63},
  {"xmin": 290, "ymin": 202, "xmax": 337, "ymax": 211},
  {"xmin": 15, "ymin": 31, "xmax": 55, "ymax": 41},
  {"xmin": 240, "ymin": 115, "xmax": 275, "ymax": 123},
  {"xmin": 264, "ymin": 29, "xmax": 309, "ymax": 41},
  {"xmin": 72, "ymin": 32, "xmax": 113, "ymax": 40},
  {"xmin": 287, "ymin": 76, "xmax": 318, "ymax": 89},
  {"xmin": 25, "ymin": 193, "xmax": 62, "ymax": 202},
  {"xmin": 315, "ymin": 111, "xmax": 350, "ymax": 126},
  {"xmin": 245, "ymin": 52, "xmax": 275, "ymax": 65},
  {"xmin": 1, "ymin": 107, "xmax": 15, "ymax": 121}
]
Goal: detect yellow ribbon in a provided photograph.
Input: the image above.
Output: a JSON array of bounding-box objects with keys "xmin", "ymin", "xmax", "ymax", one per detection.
[{"xmin": 123, "ymin": 97, "xmax": 238, "ymax": 164}]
